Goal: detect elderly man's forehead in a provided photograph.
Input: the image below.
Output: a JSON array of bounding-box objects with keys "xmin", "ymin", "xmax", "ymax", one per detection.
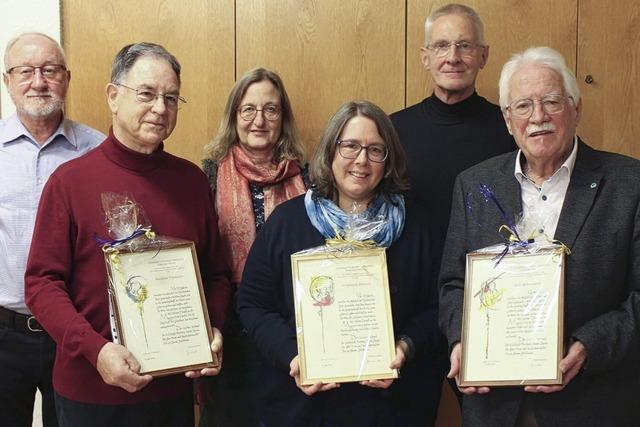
[
  {"xmin": 5, "ymin": 34, "xmax": 65, "ymax": 66},
  {"xmin": 121, "ymin": 56, "xmax": 180, "ymax": 86},
  {"xmin": 430, "ymin": 13, "xmax": 479, "ymax": 40},
  {"xmin": 509, "ymin": 65, "xmax": 564, "ymax": 95}
]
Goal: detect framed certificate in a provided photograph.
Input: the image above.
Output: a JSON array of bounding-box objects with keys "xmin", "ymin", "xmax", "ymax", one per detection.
[
  {"xmin": 460, "ymin": 246, "xmax": 565, "ymax": 387},
  {"xmin": 291, "ymin": 247, "xmax": 398, "ymax": 385},
  {"xmin": 104, "ymin": 240, "xmax": 217, "ymax": 376}
]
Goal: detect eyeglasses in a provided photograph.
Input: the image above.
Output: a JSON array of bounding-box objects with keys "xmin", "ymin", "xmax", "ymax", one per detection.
[
  {"xmin": 237, "ymin": 104, "xmax": 281, "ymax": 121},
  {"xmin": 426, "ymin": 41, "xmax": 484, "ymax": 58},
  {"xmin": 506, "ymin": 94, "xmax": 571, "ymax": 119},
  {"xmin": 336, "ymin": 140, "xmax": 388, "ymax": 163},
  {"xmin": 5, "ymin": 64, "xmax": 67, "ymax": 82},
  {"xmin": 116, "ymin": 83, "xmax": 186, "ymax": 109}
]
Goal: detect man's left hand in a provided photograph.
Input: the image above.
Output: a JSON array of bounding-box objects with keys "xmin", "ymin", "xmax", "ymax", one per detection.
[
  {"xmin": 525, "ymin": 340, "xmax": 587, "ymax": 393},
  {"xmin": 185, "ymin": 327, "xmax": 223, "ymax": 378}
]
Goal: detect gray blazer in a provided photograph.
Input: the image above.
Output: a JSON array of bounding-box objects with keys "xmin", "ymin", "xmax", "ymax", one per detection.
[{"xmin": 439, "ymin": 140, "xmax": 640, "ymax": 427}]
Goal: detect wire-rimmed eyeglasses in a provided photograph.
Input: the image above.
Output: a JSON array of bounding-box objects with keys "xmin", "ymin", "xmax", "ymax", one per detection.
[
  {"xmin": 237, "ymin": 104, "xmax": 281, "ymax": 122},
  {"xmin": 5, "ymin": 64, "xmax": 68, "ymax": 82},
  {"xmin": 336, "ymin": 140, "xmax": 388, "ymax": 163},
  {"xmin": 116, "ymin": 83, "xmax": 186, "ymax": 109},
  {"xmin": 426, "ymin": 40, "xmax": 484, "ymax": 58},
  {"xmin": 506, "ymin": 94, "xmax": 572, "ymax": 119}
]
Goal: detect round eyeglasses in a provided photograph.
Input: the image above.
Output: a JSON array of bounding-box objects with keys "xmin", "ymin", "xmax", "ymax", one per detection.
[
  {"xmin": 426, "ymin": 41, "xmax": 484, "ymax": 58},
  {"xmin": 336, "ymin": 140, "xmax": 388, "ymax": 163},
  {"xmin": 238, "ymin": 104, "xmax": 281, "ymax": 121},
  {"xmin": 5, "ymin": 64, "xmax": 68, "ymax": 82},
  {"xmin": 506, "ymin": 94, "xmax": 571, "ymax": 119}
]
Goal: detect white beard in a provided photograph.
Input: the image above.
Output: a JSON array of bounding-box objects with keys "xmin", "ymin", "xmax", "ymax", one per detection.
[{"xmin": 18, "ymin": 93, "xmax": 64, "ymax": 118}]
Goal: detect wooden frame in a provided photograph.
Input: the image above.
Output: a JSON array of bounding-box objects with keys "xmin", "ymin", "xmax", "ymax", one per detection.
[
  {"xmin": 105, "ymin": 240, "xmax": 217, "ymax": 377},
  {"xmin": 291, "ymin": 247, "xmax": 398, "ymax": 385},
  {"xmin": 460, "ymin": 246, "xmax": 565, "ymax": 387}
]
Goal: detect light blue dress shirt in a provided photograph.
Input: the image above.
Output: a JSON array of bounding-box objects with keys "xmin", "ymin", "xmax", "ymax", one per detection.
[{"xmin": 0, "ymin": 113, "xmax": 104, "ymax": 313}]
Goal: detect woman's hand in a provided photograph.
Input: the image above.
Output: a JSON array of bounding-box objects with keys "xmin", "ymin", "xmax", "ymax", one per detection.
[
  {"xmin": 289, "ymin": 355, "xmax": 340, "ymax": 396},
  {"xmin": 360, "ymin": 340, "xmax": 407, "ymax": 389}
]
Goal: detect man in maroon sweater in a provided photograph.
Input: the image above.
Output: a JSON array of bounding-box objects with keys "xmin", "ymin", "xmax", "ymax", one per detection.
[{"xmin": 25, "ymin": 42, "xmax": 232, "ymax": 426}]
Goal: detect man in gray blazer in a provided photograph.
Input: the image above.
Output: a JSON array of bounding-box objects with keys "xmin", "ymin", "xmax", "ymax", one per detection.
[{"xmin": 439, "ymin": 46, "xmax": 640, "ymax": 426}]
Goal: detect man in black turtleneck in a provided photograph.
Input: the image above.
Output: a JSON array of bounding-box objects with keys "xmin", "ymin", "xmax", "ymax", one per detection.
[
  {"xmin": 390, "ymin": 4, "xmax": 514, "ymax": 416},
  {"xmin": 391, "ymin": 3, "xmax": 514, "ymax": 276}
]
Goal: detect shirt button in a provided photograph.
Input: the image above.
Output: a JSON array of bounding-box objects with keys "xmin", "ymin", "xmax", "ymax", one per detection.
[{"xmin": 541, "ymin": 195, "xmax": 547, "ymax": 201}]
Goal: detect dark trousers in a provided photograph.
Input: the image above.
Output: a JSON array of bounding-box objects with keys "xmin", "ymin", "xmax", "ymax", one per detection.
[
  {"xmin": 199, "ymin": 313, "xmax": 261, "ymax": 427},
  {"xmin": 55, "ymin": 390, "xmax": 194, "ymax": 427},
  {"xmin": 0, "ymin": 322, "xmax": 57, "ymax": 427}
]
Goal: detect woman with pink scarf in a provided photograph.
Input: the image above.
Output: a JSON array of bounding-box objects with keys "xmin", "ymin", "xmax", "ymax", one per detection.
[{"xmin": 199, "ymin": 68, "xmax": 308, "ymax": 426}]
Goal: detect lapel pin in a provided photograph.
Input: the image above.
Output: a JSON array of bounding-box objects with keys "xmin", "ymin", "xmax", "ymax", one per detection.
[{"xmin": 590, "ymin": 182, "xmax": 597, "ymax": 189}]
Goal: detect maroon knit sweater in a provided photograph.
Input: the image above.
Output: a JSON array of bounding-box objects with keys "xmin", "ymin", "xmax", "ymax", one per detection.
[{"xmin": 25, "ymin": 132, "xmax": 232, "ymax": 404}]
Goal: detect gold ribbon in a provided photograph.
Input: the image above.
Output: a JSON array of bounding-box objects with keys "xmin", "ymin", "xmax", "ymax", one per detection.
[
  {"xmin": 497, "ymin": 224, "xmax": 571, "ymax": 256},
  {"xmin": 325, "ymin": 234, "xmax": 377, "ymax": 250}
]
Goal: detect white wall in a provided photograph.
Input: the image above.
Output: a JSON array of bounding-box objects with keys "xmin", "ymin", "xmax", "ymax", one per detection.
[
  {"xmin": 0, "ymin": 4, "xmax": 61, "ymax": 427},
  {"xmin": 0, "ymin": 0, "xmax": 61, "ymax": 118}
]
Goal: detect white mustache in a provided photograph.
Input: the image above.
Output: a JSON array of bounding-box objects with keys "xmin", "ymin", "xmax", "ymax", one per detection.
[
  {"xmin": 526, "ymin": 122, "xmax": 556, "ymax": 136},
  {"xmin": 26, "ymin": 91, "xmax": 54, "ymax": 97}
]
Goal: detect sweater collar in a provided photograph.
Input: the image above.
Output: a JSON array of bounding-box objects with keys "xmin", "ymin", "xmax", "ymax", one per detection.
[
  {"xmin": 422, "ymin": 91, "xmax": 484, "ymax": 122},
  {"xmin": 101, "ymin": 127, "xmax": 166, "ymax": 173}
]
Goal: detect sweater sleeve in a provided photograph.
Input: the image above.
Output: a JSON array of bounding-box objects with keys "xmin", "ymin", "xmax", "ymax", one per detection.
[
  {"xmin": 25, "ymin": 174, "xmax": 109, "ymax": 367},
  {"xmin": 394, "ymin": 210, "xmax": 442, "ymax": 359},
  {"xmin": 236, "ymin": 217, "xmax": 298, "ymax": 372}
]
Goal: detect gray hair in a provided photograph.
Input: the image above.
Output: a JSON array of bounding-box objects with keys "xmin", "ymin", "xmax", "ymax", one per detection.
[
  {"xmin": 498, "ymin": 46, "xmax": 581, "ymax": 110},
  {"xmin": 110, "ymin": 42, "xmax": 181, "ymax": 85},
  {"xmin": 4, "ymin": 32, "xmax": 66, "ymax": 70},
  {"xmin": 424, "ymin": 3, "xmax": 485, "ymax": 46},
  {"xmin": 310, "ymin": 100, "xmax": 408, "ymax": 201}
]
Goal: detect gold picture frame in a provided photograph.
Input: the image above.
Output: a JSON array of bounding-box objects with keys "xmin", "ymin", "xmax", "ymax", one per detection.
[
  {"xmin": 460, "ymin": 246, "xmax": 565, "ymax": 387},
  {"xmin": 104, "ymin": 240, "xmax": 217, "ymax": 377},
  {"xmin": 291, "ymin": 247, "xmax": 398, "ymax": 385}
]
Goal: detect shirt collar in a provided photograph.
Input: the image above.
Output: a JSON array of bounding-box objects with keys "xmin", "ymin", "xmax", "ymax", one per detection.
[
  {"xmin": 0, "ymin": 113, "xmax": 76, "ymax": 148},
  {"xmin": 514, "ymin": 135, "xmax": 579, "ymax": 184}
]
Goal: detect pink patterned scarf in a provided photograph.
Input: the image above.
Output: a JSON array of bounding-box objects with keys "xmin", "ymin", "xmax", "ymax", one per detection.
[{"xmin": 216, "ymin": 145, "xmax": 306, "ymax": 285}]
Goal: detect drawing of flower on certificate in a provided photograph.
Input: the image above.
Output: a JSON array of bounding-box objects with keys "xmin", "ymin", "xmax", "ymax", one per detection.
[
  {"xmin": 126, "ymin": 275, "xmax": 150, "ymax": 348},
  {"xmin": 309, "ymin": 276, "xmax": 335, "ymax": 353},
  {"xmin": 473, "ymin": 273, "xmax": 504, "ymax": 359}
]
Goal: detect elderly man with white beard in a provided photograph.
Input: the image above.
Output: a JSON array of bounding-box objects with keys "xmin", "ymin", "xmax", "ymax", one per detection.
[{"xmin": 0, "ymin": 32, "xmax": 103, "ymax": 427}]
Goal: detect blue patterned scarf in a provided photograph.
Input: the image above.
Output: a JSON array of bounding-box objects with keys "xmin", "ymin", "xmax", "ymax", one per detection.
[{"xmin": 303, "ymin": 190, "xmax": 406, "ymax": 247}]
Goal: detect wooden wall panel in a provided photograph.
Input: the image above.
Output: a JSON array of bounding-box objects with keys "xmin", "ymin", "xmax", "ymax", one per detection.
[
  {"xmin": 235, "ymin": 0, "xmax": 406, "ymax": 155},
  {"xmin": 578, "ymin": 0, "xmax": 640, "ymax": 158},
  {"xmin": 62, "ymin": 0, "xmax": 235, "ymax": 165},
  {"xmin": 406, "ymin": 1, "xmax": 577, "ymax": 107}
]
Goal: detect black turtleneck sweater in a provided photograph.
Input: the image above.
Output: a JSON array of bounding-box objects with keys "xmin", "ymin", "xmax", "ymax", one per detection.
[{"xmin": 391, "ymin": 92, "xmax": 515, "ymax": 271}]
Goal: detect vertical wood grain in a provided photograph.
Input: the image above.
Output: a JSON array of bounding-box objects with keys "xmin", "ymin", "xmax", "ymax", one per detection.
[
  {"xmin": 62, "ymin": 0, "xmax": 235, "ymax": 165},
  {"xmin": 578, "ymin": 0, "xmax": 640, "ymax": 158},
  {"xmin": 235, "ymin": 0, "xmax": 406, "ymax": 155}
]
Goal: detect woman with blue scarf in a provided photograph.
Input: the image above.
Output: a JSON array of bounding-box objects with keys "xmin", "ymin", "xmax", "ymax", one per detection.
[{"xmin": 237, "ymin": 101, "xmax": 444, "ymax": 426}]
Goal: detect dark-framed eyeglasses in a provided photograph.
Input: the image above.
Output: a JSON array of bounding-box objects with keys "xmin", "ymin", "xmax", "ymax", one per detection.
[
  {"xmin": 336, "ymin": 140, "xmax": 388, "ymax": 163},
  {"xmin": 116, "ymin": 83, "xmax": 186, "ymax": 109},
  {"xmin": 237, "ymin": 104, "xmax": 281, "ymax": 121},
  {"xmin": 5, "ymin": 64, "xmax": 68, "ymax": 82},
  {"xmin": 426, "ymin": 40, "xmax": 484, "ymax": 58},
  {"xmin": 506, "ymin": 94, "xmax": 572, "ymax": 119}
]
